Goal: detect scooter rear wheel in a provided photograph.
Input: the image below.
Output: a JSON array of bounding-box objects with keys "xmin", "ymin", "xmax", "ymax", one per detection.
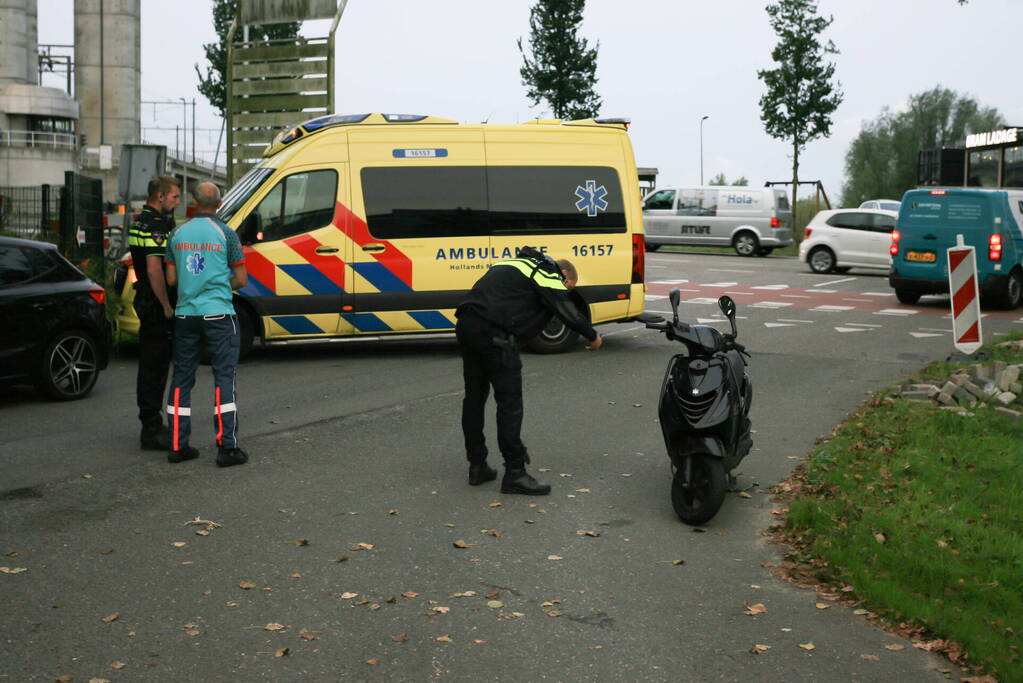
[{"xmin": 671, "ymin": 455, "xmax": 727, "ymax": 525}]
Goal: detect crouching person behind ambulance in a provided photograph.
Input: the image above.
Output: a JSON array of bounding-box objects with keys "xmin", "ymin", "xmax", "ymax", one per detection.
[
  {"xmin": 163, "ymin": 182, "xmax": 249, "ymax": 466},
  {"xmin": 455, "ymin": 247, "xmax": 602, "ymax": 495}
]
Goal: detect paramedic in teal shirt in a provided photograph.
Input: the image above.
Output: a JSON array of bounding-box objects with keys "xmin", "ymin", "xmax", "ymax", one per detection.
[{"xmin": 163, "ymin": 182, "xmax": 250, "ymax": 467}]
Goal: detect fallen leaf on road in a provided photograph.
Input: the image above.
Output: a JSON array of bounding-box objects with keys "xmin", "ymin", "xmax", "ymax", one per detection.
[
  {"xmin": 671, "ymin": 559, "xmax": 685, "ymax": 566},
  {"xmin": 559, "ymin": 473, "xmax": 572, "ymax": 478},
  {"xmin": 436, "ymin": 635, "xmax": 453, "ymax": 643},
  {"xmin": 225, "ymin": 601, "xmax": 239, "ymax": 607},
  {"xmin": 274, "ymin": 647, "xmax": 289, "ymax": 658},
  {"xmin": 290, "ymin": 572, "xmax": 302, "ymax": 579},
  {"xmin": 450, "ymin": 591, "xmax": 475, "ymax": 598},
  {"xmin": 815, "ymin": 603, "xmax": 830, "ymax": 610},
  {"xmin": 402, "ymin": 591, "xmax": 418, "ymax": 598},
  {"xmin": 264, "ymin": 622, "xmax": 285, "ymax": 631},
  {"xmin": 576, "ymin": 488, "xmax": 591, "ymax": 493},
  {"xmin": 884, "ymin": 643, "xmax": 905, "ymax": 651},
  {"xmin": 89, "ymin": 678, "xmax": 111, "ymax": 683},
  {"xmin": 739, "ymin": 492, "xmax": 753, "ymax": 499},
  {"xmin": 487, "ymin": 600, "xmax": 504, "ymax": 609},
  {"xmin": 0, "ymin": 567, "xmax": 27, "ymax": 574},
  {"xmin": 547, "ymin": 555, "xmax": 563, "ymax": 561},
  {"xmin": 392, "ymin": 633, "xmax": 407, "ymax": 642},
  {"xmin": 388, "ymin": 509, "xmax": 399, "ymax": 515},
  {"xmin": 184, "ymin": 630, "xmax": 200, "ymax": 636},
  {"xmin": 577, "ymin": 530, "xmax": 601, "ymax": 537},
  {"xmin": 744, "ymin": 603, "xmax": 767, "ymax": 616},
  {"xmin": 853, "ymin": 608, "xmax": 869, "ymax": 615},
  {"xmin": 799, "ymin": 643, "xmax": 815, "ymax": 650},
  {"xmin": 433, "ymin": 606, "xmax": 450, "ymax": 614},
  {"xmin": 110, "ymin": 662, "xmax": 126, "ymax": 670},
  {"xmin": 334, "ymin": 554, "xmax": 349, "ymax": 563},
  {"xmin": 238, "ymin": 581, "xmax": 257, "ymax": 590},
  {"xmin": 339, "ymin": 592, "xmax": 358, "ymax": 599},
  {"xmin": 691, "ymin": 527, "xmax": 707, "ymax": 533},
  {"xmin": 452, "ymin": 540, "xmax": 476, "ymax": 548},
  {"xmin": 488, "ymin": 502, "xmax": 502, "ymax": 508},
  {"xmin": 368, "ymin": 603, "xmax": 381, "ymax": 611},
  {"xmin": 293, "ymin": 539, "xmax": 309, "ymax": 547},
  {"xmin": 101, "ymin": 613, "xmax": 119, "ymax": 623},
  {"xmin": 480, "ymin": 529, "xmax": 501, "ymax": 537},
  {"xmin": 195, "ymin": 529, "xmax": 210, "ymax": 536},
  {"xmin": 170, "ymin": 541, "xmax": 186, "ymax": 547},
  {"xmin": 350, "ymin": 542, "xmax": 374, "ymax": 551},
  {"xmin": 55, "ymin": 676, "xmax": 72, "ymax": 682},
  {"xmin": 750, "ymin": 644, "xmax": 770, "ymax": 654},
  {"xmin": 859, "ymin": 654, "xmax": 879, "ymax": 661},
  {"xmin": 473, "ymin": 639, "xmax": 486, "ymax": 644},
  {"xmin": 365, "ymin": 658, "xmax": 380, "ymax": 665}
]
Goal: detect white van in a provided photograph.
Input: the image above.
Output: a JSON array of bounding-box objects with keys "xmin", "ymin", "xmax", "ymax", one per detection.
[{"xmin": 642, "ymin": 185, "xmax": 793, "ymax": 256}]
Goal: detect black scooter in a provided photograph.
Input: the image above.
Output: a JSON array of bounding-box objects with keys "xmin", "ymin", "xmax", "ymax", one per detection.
[{"xmin": 646, "ymin": 289, "xmax": 753, "ymax": 525}]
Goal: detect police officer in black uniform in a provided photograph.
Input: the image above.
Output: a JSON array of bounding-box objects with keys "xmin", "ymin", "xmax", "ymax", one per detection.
[
  {"xmin": 455, "ymin": 247, "xmax": 602, "ymax": 495},
  {"xmin": 128, "ymin": 175, "xmax": 181, "ymax": 450}
]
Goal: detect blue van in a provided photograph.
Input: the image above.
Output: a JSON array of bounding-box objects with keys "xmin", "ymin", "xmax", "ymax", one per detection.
[{"xmin": 889, "ymin": 188, "xmax": 1023, "ymax": 308}]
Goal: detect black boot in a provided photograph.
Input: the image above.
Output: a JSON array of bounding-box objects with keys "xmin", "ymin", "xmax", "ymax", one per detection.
[
  {"xmin": 468, "ymin": 462, "xmax": 497, "ymax": 486},
  {"xmin": 141, "ymin": 424, "xmax": 169, "ymax": 451},
  {"xmin": 501, "ymin": 464, "xmax": 551, "ymax": 496}
]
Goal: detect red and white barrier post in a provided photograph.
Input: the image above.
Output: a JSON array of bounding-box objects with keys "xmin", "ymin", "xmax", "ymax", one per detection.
[{"xmin": 948, "ymin": 234, "xmax": 982, "ymax": 355}]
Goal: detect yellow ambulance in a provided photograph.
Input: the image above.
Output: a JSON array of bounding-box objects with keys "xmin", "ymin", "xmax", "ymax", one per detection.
[{"xmin": 118, "ymin": 113, "xmax": 648, "ymax": 355}]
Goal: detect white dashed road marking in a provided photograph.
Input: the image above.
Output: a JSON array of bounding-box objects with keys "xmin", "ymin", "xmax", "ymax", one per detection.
[
  {"xmin": 708, "ymin": 268, "xmax": 755, "ymax": 274},
  {"xmin": 764, "ymin": 322, "xmax": 795, "ymax": 328},
  {"xmin": 835, "ymin": 326, "xmax": 870, "ymax": 333},
  {"xmin": 749, "ymin": 301, "xmax": 793, "ymax": 309},
  {"xmin": 844, "ymin": 323, "xmax": 882, "ymax": 328},
  {"xmin": 777, "ymin": 319, "xmax": 814, "ymax": 324},
  {"xmin": 813, "ymin": 277, "xmax": 856, "ymax": 287},
  {"xmin": 813, "ymin": 305, "xmax": 856, "ymax": 312},
  {"xmin": 781, "ymin": 294, "xmax": 811, "ymax": 298},
  {"xmin": 875, "ymin": 309, "xmax": 918, "ymax": 316},
  {"xmin": 910, "ymin": 332, "xmax": 944, "ymax": 338},
  {"xmin": 752, "ymin": 284, "xmax": 790, "ymax": 290},
  {"xmin": 701, "ymin": 282, "xmax": 739, "ymax": 288},
  {"xmin": 861, "ymin": 292, "xmax": 891, "ymax": 296}
]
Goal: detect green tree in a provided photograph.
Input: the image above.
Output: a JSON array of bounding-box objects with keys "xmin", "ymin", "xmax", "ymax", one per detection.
[
  {"xmin": 757, "ymin": 0, "xmax": 843, "ymax": 208},
  {"xmin": 708, "ymin": 173, "xmax": 749, "ymax": 186},
  {"xmin": 518, "ymin": 0, "xmax": 601, "ymax": 120},
  {"xmin": 841, "ymin": 86, "xmax": 1003, "ymax": 206},
  {"xmin": 194, "ymin": 0, "xmax": 300, "ymax": 116}
]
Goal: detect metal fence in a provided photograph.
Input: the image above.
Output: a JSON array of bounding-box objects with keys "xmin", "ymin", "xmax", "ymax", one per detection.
[
  {"xmin": 0, "ymin": 130, "xmax": 78, "ymax": 150},
  {"xmin": 0, "ymin": 184, "xmax": 62, "ymax": 240}
]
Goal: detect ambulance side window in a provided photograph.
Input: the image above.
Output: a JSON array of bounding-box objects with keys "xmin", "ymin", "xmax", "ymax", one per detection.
[{"xmin": 249, "ymin": 169, "xmax": 338, "ymax": 243}]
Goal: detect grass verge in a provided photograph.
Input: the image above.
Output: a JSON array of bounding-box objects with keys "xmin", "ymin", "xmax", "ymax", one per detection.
[
  {"xmin": 650, "ymin": 243, "xmax": 799, "ymax": 258},
  {"xmin": 775, "ymin": 333, "xmax": 1023, "ymax": 681}
]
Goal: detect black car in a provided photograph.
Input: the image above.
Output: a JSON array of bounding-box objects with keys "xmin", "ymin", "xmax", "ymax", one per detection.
[{"xmin": 0, "ymin": 236, "xmax": 111, "ymax": 400}]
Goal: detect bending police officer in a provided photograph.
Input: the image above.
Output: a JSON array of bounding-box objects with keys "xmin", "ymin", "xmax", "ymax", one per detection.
[
  {"xmin": 128, "ymin": 175, "xmax": 181, "ymax": 450},
  {"xmin": 455, "ymin": 247, "xmax": 602, "ymax": 495}
]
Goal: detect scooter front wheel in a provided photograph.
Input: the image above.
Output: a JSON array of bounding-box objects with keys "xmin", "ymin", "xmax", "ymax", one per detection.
[{"xmin": 671, "ymin": 454, "xmax": 727, "ymax": 525}]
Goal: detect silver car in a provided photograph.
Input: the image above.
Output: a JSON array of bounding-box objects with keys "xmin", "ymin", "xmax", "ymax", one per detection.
[{"xmin": 642, "ymin": 186, "xmax": 794, "ymax": 256}]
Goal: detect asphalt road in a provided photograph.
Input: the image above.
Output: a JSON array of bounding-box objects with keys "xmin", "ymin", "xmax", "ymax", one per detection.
[{"xmin": 2, "ymin": 252, "xmax": 1018, "ymax": 681}]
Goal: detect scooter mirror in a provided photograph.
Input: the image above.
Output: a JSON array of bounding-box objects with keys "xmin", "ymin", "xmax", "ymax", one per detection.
[
  {"xmin": 718, "ymin": 295, "xmax": 736, "ymax": 318},
  {"xmin": 669, "ymin": 288, "xmax": 681, "ymax": 323},
  {"xmin": 718, "ymin": 295, "xmax": 737, "ymax": 337}
]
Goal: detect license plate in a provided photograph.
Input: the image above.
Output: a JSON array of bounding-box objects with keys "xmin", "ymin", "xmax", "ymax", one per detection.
[{"xmin": 906, "ymin": 251, "xmax": 936, "ymax": 263}]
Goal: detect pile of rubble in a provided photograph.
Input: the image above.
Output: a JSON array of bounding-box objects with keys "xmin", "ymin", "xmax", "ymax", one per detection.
[{"xmin": 901, "ymin": 346, "xmax": 1023, "ymax": 419}]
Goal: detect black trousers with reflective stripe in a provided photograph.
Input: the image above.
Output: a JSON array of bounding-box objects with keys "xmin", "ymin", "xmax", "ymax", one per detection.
[
  {"xmin": 456, "ymin": 313, "xmax": 528, "ymax": 465},
  {"xmin": 134, "ymin": 296, "xmax": 173, "ymax": 431}
]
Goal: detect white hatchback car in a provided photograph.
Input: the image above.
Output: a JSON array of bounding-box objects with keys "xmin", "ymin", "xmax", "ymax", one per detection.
[
  {"xmin": 859, "ymin": 199, "xmax": 902, "ymax": 212},
  {"xmin": 799, "ymin": 208, "xmax": 899, "ymax": 274}
]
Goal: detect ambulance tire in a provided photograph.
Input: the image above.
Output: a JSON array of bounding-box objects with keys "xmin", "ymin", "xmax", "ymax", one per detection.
[
  {"xmin": 237, "ymin": 304, "xmax": 257, "ymax": 361},
  {"xmin": 526, "ymin": 291, "xmax": 590, "ymax": 354},
  {"xmin": 526, "ymin": 318, "xmax": 580, "ymax": 354}
]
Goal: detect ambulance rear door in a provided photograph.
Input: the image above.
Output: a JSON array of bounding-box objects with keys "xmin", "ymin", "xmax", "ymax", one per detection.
[{"xmin": 346, "ymin": 128, "xmax": 488, "ymax": 334}]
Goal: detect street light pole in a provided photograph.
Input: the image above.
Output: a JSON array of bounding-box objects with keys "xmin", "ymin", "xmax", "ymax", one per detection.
[{"xmin": 700, "ymin": 115, "xmax": 709, "ymax": 185}]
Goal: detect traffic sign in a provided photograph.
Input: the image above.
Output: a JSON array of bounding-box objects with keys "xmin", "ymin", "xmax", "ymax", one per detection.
[{"xmin": 947, "ymin": 234, "xmax": 982, "ymax": 354}]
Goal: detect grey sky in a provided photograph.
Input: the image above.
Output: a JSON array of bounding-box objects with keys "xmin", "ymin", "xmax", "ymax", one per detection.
[{"xmin": 37, "ymin": 0, "xmax": 1023, "ymax": 204}]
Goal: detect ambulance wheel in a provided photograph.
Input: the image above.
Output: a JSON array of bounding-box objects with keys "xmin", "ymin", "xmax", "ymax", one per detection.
[
  {"xmin": 733, "ymin": 232, "xmax": 759, "ymax": 257},
  {"xmin": 671, "ymin": 454, "xmax": 727, "ymax": 525},
  {"xmin": 895, "ymin": 288, "xmax": 921, "ymax": 305},
  {"xmin": 237, "ymin": 305, "xmax": 257, "ymax": 361},
  {"xmin": 996, "ymin": 269, "xmax": 1023, "ymax": 310},
  {"xmin": 36, "ymin": 329, "xmax": 100, "ymax": 401},
  {"xmin": 527, "ymin": 318, "xmax": 580, "ymax": 354}
]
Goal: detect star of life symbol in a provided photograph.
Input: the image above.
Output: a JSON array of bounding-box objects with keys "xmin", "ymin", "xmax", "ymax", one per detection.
[
  {"xmin": 186, "ymin": 252, "xmax": 205, "ymax": 275},
  {"xmin": 574, "ymin": 180, "xmax": 609, "ymax": 217}
]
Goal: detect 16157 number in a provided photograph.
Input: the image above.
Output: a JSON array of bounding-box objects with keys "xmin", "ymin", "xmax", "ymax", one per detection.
[{"xmin": 571, "ymin": 244, "xmax": 614, "ymax": 257}]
